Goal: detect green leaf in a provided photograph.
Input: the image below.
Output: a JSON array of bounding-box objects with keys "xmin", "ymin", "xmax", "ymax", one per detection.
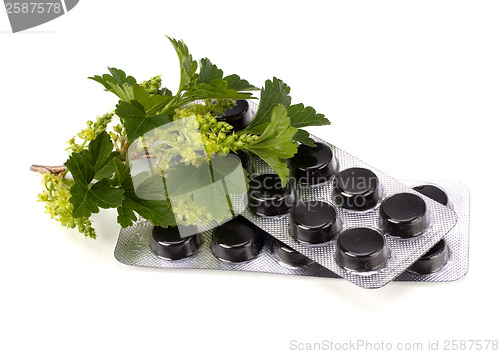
[
  {"xmin": 89, "ymin": 67, "xmax": 137, "ymax": 93},
  {"xmin": 113, "ymin": 159, "xmax": 176, "ymax": 228},
  {"xmin": 65, "ymin": 131, "xmax": 120, "ymax": 183},
  {"xmin": 197, "ymin": 58, "xmax": 257, "ymax": 92},
  {"xmin": 94, "ymin": 158, "xmax": 119, "ymax": 180},
  {"xmin": 224, "ymin": 74, "xmax": 259, "ymax": 91},
  {"xmin": 167, "ymin": 36, "xmax": 198, "ymax": 93},
  {"xmin": 198, "ymin": 58, "xmax": 223, "ymax": 84},
  {"xmin": 246, "ymin": 105, "xmax": 298, "ymax": 186},
  {"xmin": 117, "ymin": 200, "xmax": 137, "ymax": 228},
  {"xmin": 293, "ymin": 129, "xmax": 316, "ymax": 147},
  {"xmin": 107, "ymin": 67, "xmax": 137, "ymax": 86},
  {"xmin": 287, "ymin": 103, "xmax": 330, "ymax": 128},
  {"xmin": 115, "ymin": 100, "xmax": 172, "ymax": 141},
  {"xmin": 70, "ymin": 180, "xmax": 124, "ymax": 218},
  {"xmin": 131, "ymin": 85, "xmax": 172, "ymax": 115},
  {"xmin": 65, "ymin": 150, "xmax": 94, "ymax": 185},
  {"xmin": 89, "ymin": 131, "xmax": 121, "ymax": 178},
  {"xmin": 181, "ymin": 80, "xmax": 253, "ymax": 104},
  {"xmin": 244, "ymin": 78, "xmax": 292, "ymax": 135},
  {"xmin": 65, "ymin": 132, "xmax": 124, "ymax": 218},
  {"xmin": 134, "ymin": 175, "xmax": 167, "ymax": 201}
]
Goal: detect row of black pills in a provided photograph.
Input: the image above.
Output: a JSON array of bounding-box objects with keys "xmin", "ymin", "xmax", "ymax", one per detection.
[
  {"xmin": 246, "ymin": 141, "xmax": 448, "ymax": 273},
  {"xmin": 150, "ymin": 216, "xmax": 261, "ymax": 262},
  {"xmin": 150, "ymin": 214, "xmax": 314, "ymax": 267}
]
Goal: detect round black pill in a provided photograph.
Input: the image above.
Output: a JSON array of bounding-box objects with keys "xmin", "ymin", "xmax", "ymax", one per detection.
[
  {"xmin": 379, "ymin": 193, "xmax": 429, "ymax": 238},
  {"xmin": 291, "ymin": 201, "xmax": 341, "ymax": 244},
  {"xmin": 233, "ymin": 150, "xmax": 252, "ymax": 175},
  {"xmin": 211, "ymin": 216, "xmax": 264, "ymax": 262},
  {"xmin": 289, "ymin": 142, "xmax": 337, "ymax": 186},
  {"xmin": 407, "ymin": 239, "xmax": 450, "ymax": 274},
  {"xmin": 336, "ymin": 228, "xmax": 389, "ymax": 272},
  {"xmin": 217, "ymin": 100, "xmax": 253, "ymax": 131},
  {"xmin": 151, "ymin": 225, "xmax": 200, "ymax": 260},
  {"xmin": 248, "ymin": 174, "xmax": 295, "ymax": 217},
  {"xmin": 413, "ymin": 184, "xmax": 449, "ymax": 207},
  {"xmin": 273, "ymin": 239, "xmax": 314, "ymax": 267},
  {"xmin": 333, "ymin": 168, "xmax": 382, "ymax": 211}
]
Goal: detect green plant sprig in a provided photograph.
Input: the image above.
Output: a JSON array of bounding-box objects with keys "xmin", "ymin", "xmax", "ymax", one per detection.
[{"xmin": 32, "ymin": 36, "xmax": 331, "ymax": 239}]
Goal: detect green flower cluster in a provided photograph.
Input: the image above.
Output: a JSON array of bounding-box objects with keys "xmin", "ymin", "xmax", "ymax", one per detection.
[
  {"xmin": 173, "ymin": 102, "xmax": 259, "ymax": 159},
  {"xmin": 144, "ymin": 113, "xmax": 206, "ymax": 172},
  {"xmin": 171, "ymin": 197, "xmax": 216, "ymax": 227},
  {"xmin": 139, "ymin": 75, "xmax": 163, "ymax": 94},
  {"xmin": 38, "ymin": 173, "xmax": 96, "ymax": 239},
  {"xmin": 202, "ymin": 98, "xmax": 236, "ymax": 114},
  {"xmin": 109, "ymin": 123, "xmax": 127, "ymax": 152},
  {"xmin": 66, "ymin": 112, "xmax": 114, "ymax": 153}
]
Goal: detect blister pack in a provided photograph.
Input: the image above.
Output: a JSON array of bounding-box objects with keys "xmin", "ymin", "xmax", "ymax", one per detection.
[
  {"xmin": 114, "ymin": 180, "xmax": 469, "ymax": 283},
  {"xmin": 237, "ymin": 136, "xmax": 457, "ymax": 288}
]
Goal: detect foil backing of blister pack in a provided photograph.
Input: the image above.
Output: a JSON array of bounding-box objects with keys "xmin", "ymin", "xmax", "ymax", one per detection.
[{"xmin": 239, "ymin": 135, "xmax": 458, "ymax": 288}]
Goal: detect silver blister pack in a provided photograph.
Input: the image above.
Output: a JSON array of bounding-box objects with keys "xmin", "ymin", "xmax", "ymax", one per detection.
[
  {"xmin": 239, "ymin": 136, "xmax": 458, "ymax": 288},
  {"xmin": 113, "ymin": 179, "xmax": 468, "ymax": 283}
]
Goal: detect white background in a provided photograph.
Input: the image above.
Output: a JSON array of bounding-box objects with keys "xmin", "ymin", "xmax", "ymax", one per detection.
[{"xmin": 1, "ymin": 1, "xmax": 499, "ymax": 353}]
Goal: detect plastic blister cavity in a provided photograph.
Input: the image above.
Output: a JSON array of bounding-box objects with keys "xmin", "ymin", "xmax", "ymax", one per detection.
[
  {"xmin": 336, "ymin": 228, "xmax": 390, "ymax": 272},
  {"xmin": 150, "ymin": 225, "xmax": 201, "ymax": 260},
  {"xmin": 290, "ymin": 201, "xmax": 342, "ymax": 244},
  {"xmin": 216, "ymin": 99, "xmax": 253, "ymax": 131},
  {"xmin": 395, "ymin": 181, "xmax": 469, "ymax": 281},
  {"xmin": 247, "ymin": 173, "xmax": 295, "ymax": 217},
  {"xmin": 211, "ymin": 216, "xmax": 264, "ymax": 262},
  {"xmin": 379, "ymin": 193, "xmax": 430, "ymax": 238},
  {"xmin": 289, "ymin": 142, "xmax": 338, "ymax": 186},
  {"xmin": 333, "ymin": 167, "xmax": 383, "ymax": 211}
]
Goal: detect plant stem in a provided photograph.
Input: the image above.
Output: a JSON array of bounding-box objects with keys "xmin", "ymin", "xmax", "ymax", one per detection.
[{"xmin": 30, "ymin": 165, "xmax": 67, "ymax": 175}]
